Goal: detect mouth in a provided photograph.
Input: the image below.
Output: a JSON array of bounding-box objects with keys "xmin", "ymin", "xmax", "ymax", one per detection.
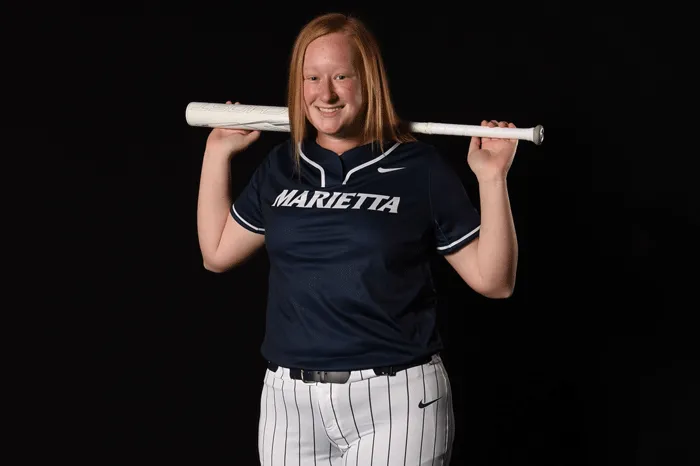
[{"xmin": 315, "ymin": 106, "xmax": 343, "ymax": 116}]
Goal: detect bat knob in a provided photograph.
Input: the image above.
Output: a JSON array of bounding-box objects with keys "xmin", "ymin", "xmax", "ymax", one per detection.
[{"xmin": 532, "ymin": 125, "xmax": 544, "ymax": 145}]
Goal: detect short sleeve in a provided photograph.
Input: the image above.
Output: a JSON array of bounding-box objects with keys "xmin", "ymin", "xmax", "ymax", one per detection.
[
  {"xmin": 230, "ymin": 159, "xmax": 267, "ymax": 235},
  {"xmin": 429, "ymin": 154, "xmax": 481, "ymax": 255}
]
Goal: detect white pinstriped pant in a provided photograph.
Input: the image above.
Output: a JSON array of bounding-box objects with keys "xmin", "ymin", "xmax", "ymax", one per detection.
[{"xmin": 258, "ymin": 354, "xmax": 454, "ymax": 466}]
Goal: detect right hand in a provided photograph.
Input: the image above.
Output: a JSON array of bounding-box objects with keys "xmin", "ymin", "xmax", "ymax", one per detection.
[{"xmin": 204, "ymin": 101, "xmax": 261, "ymax": 158}]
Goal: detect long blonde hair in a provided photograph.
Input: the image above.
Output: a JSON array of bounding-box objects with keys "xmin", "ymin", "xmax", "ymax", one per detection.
[{"xmin": 286, "ymin": 13, "xmax": 415, "ymax": 171}]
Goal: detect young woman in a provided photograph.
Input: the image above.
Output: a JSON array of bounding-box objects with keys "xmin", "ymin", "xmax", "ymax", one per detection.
[{"xmin": 197, "ymin": 12, "xmax": 519, "ymax": 466}]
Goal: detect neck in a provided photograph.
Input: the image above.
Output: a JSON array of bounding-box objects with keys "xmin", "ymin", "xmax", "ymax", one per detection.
[{"xmin": 315, "ymin": 133, "xmax": 367, "ymax": 156}]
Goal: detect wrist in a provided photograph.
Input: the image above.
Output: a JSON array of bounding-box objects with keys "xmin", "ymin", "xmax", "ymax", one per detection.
[
  {"xmin": 476, "ymin": 175, "xmax": 508, "ymax": 186},
  {"xmin": 204, "ymin": 147, "xmax": 236, "ymax": 162}
]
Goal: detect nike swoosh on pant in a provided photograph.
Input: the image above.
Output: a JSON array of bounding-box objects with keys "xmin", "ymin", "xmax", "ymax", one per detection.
[{"xmin": 418, "ymin": 397, "xmax": 442, "ymax": 409}]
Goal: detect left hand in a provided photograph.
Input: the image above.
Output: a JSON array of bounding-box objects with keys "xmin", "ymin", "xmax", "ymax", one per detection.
[{"xmin": 467, "ymin": 120, "xmax": 518, "ymax": 182}]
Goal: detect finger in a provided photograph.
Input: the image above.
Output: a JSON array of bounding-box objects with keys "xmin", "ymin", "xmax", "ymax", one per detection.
[
  {"xmin": 487, "ymin": 121, "xmax": 497, "ymax": 142},
  {"xmin": 484, "ymin": 120, "xmax": 498, "ymax": 141},
  {"xmin": 225, "ymin": 129, "xmax": 250, "ymax": 135},
  {"xmin": 226, "ymin": 100, "xmax": 232, "ymax": 104},
  {"xmin": 246, "ymin": 130, "xmax": 261, "ymax": 143},
  {"xmin": 497, "ymin": 121, "xmax": 508, "ymax": 141}
]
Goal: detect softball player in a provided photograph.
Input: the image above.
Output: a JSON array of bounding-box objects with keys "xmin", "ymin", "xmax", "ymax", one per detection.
[{"xmin": 197, "ymin": 12, "xmax": 519, "ymax": 466}]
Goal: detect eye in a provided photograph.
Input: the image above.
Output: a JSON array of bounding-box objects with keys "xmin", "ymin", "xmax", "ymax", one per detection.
[
  {"xmin": 306, "ymin": 76, "xmax": 317, "ymax": 81},
  {"xmin": 335, "ymin": 75, "xmax": 346, "ymax": 80}
]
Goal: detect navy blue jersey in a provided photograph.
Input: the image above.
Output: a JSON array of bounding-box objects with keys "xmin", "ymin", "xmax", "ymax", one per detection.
[{"xmin": 231, "ymin": 137, "xmax": 481, "ymax": 370}]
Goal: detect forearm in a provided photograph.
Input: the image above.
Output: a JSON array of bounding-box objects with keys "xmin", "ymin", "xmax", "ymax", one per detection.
[
  {"xmin": 476, "ymin": 178, "xmax": 518, "ymax": 295},
  {"xmin": 197, "ymin": 151, "xmax": 233, "ymax": 262}
]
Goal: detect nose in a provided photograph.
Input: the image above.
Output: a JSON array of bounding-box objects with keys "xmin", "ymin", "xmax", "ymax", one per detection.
[{"xmin": 319, "ymin": 78, "xmax": 337, "ymax": 102}]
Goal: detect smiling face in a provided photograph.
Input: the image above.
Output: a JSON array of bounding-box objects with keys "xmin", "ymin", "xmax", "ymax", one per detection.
[{"xmin": 302, "ymin": 32, "xmax": 365, "ymax": 146}]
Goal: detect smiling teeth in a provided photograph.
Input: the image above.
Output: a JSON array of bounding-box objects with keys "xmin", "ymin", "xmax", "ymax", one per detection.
[{"xmin": 318, "ymin": 107, "xmax": 341, "ymax": 113}]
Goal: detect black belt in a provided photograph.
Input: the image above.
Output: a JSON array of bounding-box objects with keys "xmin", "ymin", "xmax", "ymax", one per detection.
[{"xmin": 267, "ymin": 354, "xmax": 434, "ymax": 383}]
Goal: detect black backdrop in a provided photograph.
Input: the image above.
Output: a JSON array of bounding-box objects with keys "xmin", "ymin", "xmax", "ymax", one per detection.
[{"xmin": 30, "ymin": 7, "xmax": 698, "ymax": 466}]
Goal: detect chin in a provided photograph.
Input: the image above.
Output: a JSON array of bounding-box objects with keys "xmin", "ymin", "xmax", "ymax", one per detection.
[{"xmin": 313, "ymin": 121, "xmax": 344, "ymax": 136}]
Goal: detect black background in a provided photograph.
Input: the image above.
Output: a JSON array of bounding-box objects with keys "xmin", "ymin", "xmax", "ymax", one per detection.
[{"xmin": 24, "ymin": 6, "xmax": 698, "ymax": 466}]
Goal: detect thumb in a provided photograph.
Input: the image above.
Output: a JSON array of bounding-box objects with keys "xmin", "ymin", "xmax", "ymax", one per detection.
[
  {"xmin": 469, "ymin": 120, "xmax": 487, "ymax": 154},
  {"xmin": 246, "ymin": 130, "xmax": 261, "ymax": 144},
  {"xmin": 468, "ymin": 135, "xmax": 481, "ymax": 154}
]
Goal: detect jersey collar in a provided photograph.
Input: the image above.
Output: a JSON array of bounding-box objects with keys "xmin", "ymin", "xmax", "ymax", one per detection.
[{"xmin": 299, "ymin": 138, "xmax": 401, "ymax": 188}]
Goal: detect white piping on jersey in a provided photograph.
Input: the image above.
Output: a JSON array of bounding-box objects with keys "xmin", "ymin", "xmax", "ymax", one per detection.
[
  {"xmin": 343, "ymin": 141, "xmax": 401, "ymax": 185},
  {"xmin": 232, "ymin": 204, "xmax": 265, "ymax": 232},
  {"xmin": 298, "ymin": 141, "xmax": 401, "ymax": 187},
  {"xmin": 298, "ymin": 147, "xmax": 326, "ymax": 187},
  {"xmin": 436, "ymin": 225, "xmax": 480, "ymax": 251}
]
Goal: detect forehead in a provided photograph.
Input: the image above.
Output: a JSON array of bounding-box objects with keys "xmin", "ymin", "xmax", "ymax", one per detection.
[{"xmin": 303, "ymin": 32, "xmax": 356, "ymax": 67}]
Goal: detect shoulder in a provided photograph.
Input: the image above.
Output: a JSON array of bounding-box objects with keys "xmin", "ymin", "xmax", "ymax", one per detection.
[
  {"xmin": 257, "ymin": 138, "xmax": 295, "ymax": 171},
  {"xmin": 394, "ymin": 139, "xmax": 438, "ymax": 155},
  {"xmin": 391, "ymin": 139, "xmax": 450, "ymax": 169},
  {"xmin": 396, "ymin": 140, "xmax": 468, "ymax": 191},
  {"xmin": 268, "ymin": 137, "xmax": 295, "ymax": 160}
]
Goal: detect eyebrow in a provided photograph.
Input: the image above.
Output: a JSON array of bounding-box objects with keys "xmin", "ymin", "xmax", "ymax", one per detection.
[{"xmin": 302, "ymin": 67, "xmax": 354, "ymax": 74}]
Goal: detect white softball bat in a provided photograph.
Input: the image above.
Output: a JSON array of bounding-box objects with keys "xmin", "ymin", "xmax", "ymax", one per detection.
[{"xmin": 185, "ymin": 102, "xmax": 544, "ymax": 145}]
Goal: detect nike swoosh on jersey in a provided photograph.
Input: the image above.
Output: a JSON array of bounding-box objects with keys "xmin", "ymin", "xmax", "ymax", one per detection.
[
  {"xmin": 377, "ymin": 167, "xmax": 406, "ymax": 173},
  {"xmin": 418, "ymin": 396, "xmax": 442, "ymax": 409}
]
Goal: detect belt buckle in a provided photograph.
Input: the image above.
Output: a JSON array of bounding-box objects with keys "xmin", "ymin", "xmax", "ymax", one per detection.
[
  {"xmin": 374, "ymin": 366, "xmax": 396, "ymax": 376},
  {"xmin": 300, "ymin": 369, "xmax": 320, "ymax": 383},
  {"xmin": 299, "ymin": 369, "xmax": 349, "ymax": 383}
]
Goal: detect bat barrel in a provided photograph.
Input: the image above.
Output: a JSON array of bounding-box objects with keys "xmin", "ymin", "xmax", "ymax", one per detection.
[{"xmin": 185, "ymin": 102, "xmax": 291, "ymax": 131}]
